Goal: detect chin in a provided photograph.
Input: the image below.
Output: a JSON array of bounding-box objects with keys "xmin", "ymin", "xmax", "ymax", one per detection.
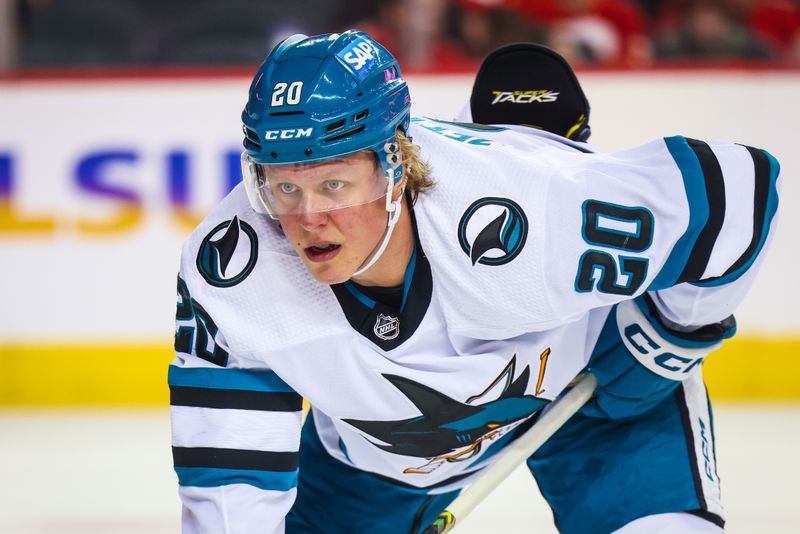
[
  {"xmin": 306, "ymin": 264, "xmax": 352, "ymax": 286},
  {"xmin": 314, "ymin": 274, "xmax": 350, "ymax": 285}
]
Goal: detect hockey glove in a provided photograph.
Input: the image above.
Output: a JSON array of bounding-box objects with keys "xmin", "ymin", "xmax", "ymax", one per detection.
[{"xmin": 581, "ymin": 294, "xmax": 735, "ymax": 420}]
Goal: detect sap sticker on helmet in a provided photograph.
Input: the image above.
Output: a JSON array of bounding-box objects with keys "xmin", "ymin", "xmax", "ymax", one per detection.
[{"xmin": 337, "ymin": 37, "xmax": 380, "ymax": 78}]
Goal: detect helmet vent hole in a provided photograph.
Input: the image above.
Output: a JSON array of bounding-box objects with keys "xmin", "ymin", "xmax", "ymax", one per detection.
[
  {"xmin": 270, "ymin": 152, "xmax": 278, "ymax": 159},
  {"xmin": 244, "ymin": 139, "xmax": 262, "ymax": 151},
  {"xmin": 243, "ymin": 126, "xmax": 260, "ymax": 142},
  {"xmin": 325, "ymin": 119, "xmax": 346, "ymax": 133},
  {"xmin": 269, "ymin": 110, "xmax": 305, "ymax": 117},
  {"xmin": 325, "ymin": 125, "xmax": 365, "ymax": 142},
  {"xmin": 354, "ymin": 110, "xmax": 368, "ymax": 121},
  {"xmin": 305, "ymin": 149, "xmax": 313, "ymax": 156}
]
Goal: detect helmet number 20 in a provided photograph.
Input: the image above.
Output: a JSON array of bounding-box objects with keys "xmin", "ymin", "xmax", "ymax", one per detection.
[{"xmin": 271, "ymin": 81, "xmax": 304, "ymax": 107}]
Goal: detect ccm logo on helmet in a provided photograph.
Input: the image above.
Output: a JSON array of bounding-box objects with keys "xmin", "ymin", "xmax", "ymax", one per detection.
[{"xmin": 263, "ymin": 128, "xmax": 314, "ymax": 140}]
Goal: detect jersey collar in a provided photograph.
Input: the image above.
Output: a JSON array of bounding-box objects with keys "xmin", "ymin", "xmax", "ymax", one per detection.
[{"xmin": 330, "ymin": 202, "xmax": 432, "ymax": 351}]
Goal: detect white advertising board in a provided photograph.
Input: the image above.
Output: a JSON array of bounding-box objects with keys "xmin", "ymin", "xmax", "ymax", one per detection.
[{"xmin": 1, "ymin": 72, "xmax": 797, "ymax": 342}]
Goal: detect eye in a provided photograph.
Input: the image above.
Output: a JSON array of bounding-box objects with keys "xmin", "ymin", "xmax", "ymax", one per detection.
[
  {"xmin": 279, "ymin": 183, "xmax": 298, "ymax": 194},
  {"xmin": 325, "ymin": 180, "xmax": 344, "ymax": 191}
]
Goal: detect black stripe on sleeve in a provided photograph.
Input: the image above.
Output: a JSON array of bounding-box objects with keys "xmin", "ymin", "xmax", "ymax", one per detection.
[
  {"xmin": 675, "ymin": 386, "xmax": 708, "ymax": 512},
  {"xmin": 678, "ymin": 139, "xmax": 726, "ymax": 283},
  {"xmin": 170, "ymin": 385, "xmax": 303, "ymax": 412},
  {"xmin": 172, "ymin": 446, "xmax": 298, "ymax": 472},
  {"xmin": 641, "ymin": 293, "xmax": 736, "ymax": 344},
  {"xmin": 717, "ymin": 145, "xmax": 771, "ymax": 279}
]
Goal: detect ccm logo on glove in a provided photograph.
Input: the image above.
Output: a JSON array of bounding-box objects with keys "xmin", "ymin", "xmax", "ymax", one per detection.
[{"xmin": 616, "ymin": 299, "xmax": 721, "ymax": 381}]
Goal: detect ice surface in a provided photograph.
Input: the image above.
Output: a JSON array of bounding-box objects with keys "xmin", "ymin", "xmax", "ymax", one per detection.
[{"xmin": 0, "ymin": 405, "xmax": 796, "ymax": 533}]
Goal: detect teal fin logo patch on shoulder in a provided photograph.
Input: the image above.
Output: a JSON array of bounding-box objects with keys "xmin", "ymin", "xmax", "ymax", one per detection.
[
  {"xmin": 458, "ymin": 197, "xmax": 528, "ymax": 266},
  {"xmin": 197, "ymin": 216, "xmax": 258, "ymax": 287}
]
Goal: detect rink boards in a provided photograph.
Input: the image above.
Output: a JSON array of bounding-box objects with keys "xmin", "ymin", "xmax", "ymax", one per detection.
[{"xmin": 1, "ymin": 71, "xmax": 798, "ymax": 405}]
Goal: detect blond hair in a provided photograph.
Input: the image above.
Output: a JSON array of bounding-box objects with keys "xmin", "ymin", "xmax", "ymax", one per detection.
[{"xmin": 397, "ymin": 129, "xmax": 434, "ymax": 200}]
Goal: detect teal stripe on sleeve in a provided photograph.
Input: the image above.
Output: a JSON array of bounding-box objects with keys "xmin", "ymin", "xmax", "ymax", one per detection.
[
  {"xmin": 649, "ymin": 136, "xmax": 709, "ymax": 290},
  {"xmin": 175, "ymin": 466, "xmax": 298, "ymax": 491},
  {"xmin": 168, "ymin": 365, "xmax": 294, "ymax": 393}
]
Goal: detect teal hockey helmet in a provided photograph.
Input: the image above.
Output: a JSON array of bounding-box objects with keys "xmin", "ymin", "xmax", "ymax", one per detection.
[
  {"xmin": 241, "ymin": 31, "xmax": 411, "ymax": 276},
  {"xmin": 241, "ymin": 30, "xmax": 410, "ymax": 197}
]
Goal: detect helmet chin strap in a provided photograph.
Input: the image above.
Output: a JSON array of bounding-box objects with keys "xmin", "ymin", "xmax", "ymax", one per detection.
[
  {"xmin": 351, "ymin": 186, "xmax": 404, "ymax": 279},
  {"xmin": 351, "ymin": 139, "xmax": 406, "ymax": 280}
]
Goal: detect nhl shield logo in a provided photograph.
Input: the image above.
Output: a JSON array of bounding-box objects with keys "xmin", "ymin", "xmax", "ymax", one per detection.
[{"xmin": 374, "ymin": 314, "xmax": 400, "ymax": 340}]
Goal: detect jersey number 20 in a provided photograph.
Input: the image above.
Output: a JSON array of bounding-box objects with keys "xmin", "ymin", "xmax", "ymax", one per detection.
[{"xmin": 575, "ymin": 200, "xmax": 654, "ymax": 296}]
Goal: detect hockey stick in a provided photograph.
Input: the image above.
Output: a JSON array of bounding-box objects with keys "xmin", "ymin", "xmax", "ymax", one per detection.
[{"xmin": 422, "ymin": 373, "xmax": 598, "ymax": 534}]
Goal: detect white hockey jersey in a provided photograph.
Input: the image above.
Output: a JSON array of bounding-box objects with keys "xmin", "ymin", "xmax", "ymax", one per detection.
[{"xmin": 169, "ymin": 118, "xmax": 780, "ymax": 533}]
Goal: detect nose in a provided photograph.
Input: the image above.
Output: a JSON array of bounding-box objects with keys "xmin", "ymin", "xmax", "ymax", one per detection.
[
  {"xmin": 292, "ymin": 191, "xmax": 332, "ymax": 230},
  {"xmin": 297, "ymin": 209, "xmax": 329, "ymax": 230}
]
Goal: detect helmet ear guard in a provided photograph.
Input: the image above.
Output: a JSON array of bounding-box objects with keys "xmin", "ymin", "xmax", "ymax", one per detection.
[
  {"xmin": 383, "ymin": 140, "xmax": 400, "ymax": 164},
  {"xmin": 379, "ymin": 138, "xmax": 404, "ymax": 213},
  {"xmin": 381, "ymin": 138, "xmax": 403, "ymax": 180}
]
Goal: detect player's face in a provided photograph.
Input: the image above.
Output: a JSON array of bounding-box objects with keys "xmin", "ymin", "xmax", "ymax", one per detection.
[{"xmin": 276, "ymin": 152, "xmax": 391, "ymax": 285}]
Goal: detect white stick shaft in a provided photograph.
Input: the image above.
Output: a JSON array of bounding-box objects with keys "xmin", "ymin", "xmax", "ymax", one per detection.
[{"xmin": 445, "ymin": 373, "xmax": 597, "ymax": 528}]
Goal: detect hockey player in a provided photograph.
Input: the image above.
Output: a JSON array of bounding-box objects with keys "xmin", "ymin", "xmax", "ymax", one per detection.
[{"xmin": 169, "ymin": 31, "xmax": 780, "ymax": 533}]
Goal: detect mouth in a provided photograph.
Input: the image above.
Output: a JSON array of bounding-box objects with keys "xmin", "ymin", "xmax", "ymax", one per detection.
[{"xmin": 304, "ymin": 243, "xmax": 341, "ymax": 262}]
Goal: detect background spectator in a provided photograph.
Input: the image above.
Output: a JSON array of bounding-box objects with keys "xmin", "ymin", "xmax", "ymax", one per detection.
[
  {"xmin": 654, "ymin": 0, "xmax": 774, "ymax": 60},
  {"xmin": 747, "ymin": 0, "xmax": 800, "ymax": 62},
  {"xmin": 519, "ymin": 0, "xmax": 652, "ymax": 65},
  {"xmin": 448, "ymin": 0, "xmax": 547, "ymax": 62},
  {"xmin": 341, "ymin": 0, "xmax": 470, "ymax": 70},
  {"xmin": 4, "ymin": 0, "xmax": 799, "ymax": 71}
]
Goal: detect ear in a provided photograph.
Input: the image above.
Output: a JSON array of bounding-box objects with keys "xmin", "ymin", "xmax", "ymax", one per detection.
[{"xmin": 391, "ymin": 173, "xmax": 407, "ymax": 202}]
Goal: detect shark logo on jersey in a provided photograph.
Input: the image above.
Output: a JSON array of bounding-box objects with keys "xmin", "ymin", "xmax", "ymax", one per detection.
[
  {"xmin": 374, "ymin": 314, "xmax": 400, "ymax": 340},
  {"xmin": 344, "ymin": 355, "xmax": 547, "ymax": 474},
  {"xmin": 458, "ymin": 197, "xmax": 528, "ymax": 266},
  {"xmin": 196, "ymin": 216, "xmax": 259, "ymax": 288}
]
